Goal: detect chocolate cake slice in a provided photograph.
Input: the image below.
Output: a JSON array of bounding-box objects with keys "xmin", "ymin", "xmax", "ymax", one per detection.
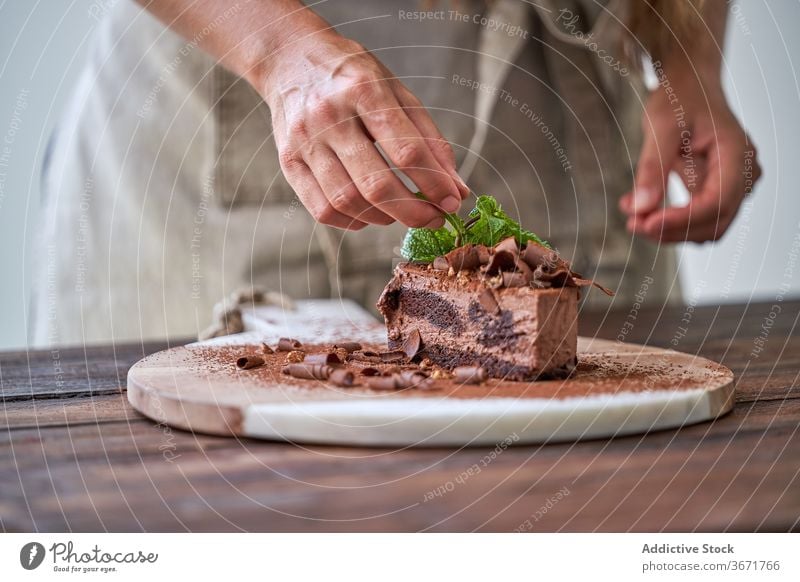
[{"xmin": 378, "ymin": 237, "xmax": 611, "ymax": 381}]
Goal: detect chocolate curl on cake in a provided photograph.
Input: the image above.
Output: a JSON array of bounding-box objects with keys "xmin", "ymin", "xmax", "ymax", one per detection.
[
  {"xmin": 360, "ymin": 367, "xmax": 381, "ymax": 376},
  {"xmin": 432, "ymin": 256, "xmax": 449, "ymax": 271},
  {"xmin": 282, "ymin": 363, "xmax": 331, "ymax": 380},
  {"xmin": 277, "ymin": 337, "xmax": 303, "ymax": 351},
  {"xmin": 261, "ymin": 342, "xmax": 274, "ymax": 355},
  {"xmin": 485, "ymin": 249, "xmax": 517, "ymax": 276},
  {"xmin": 494, "ymin": 236, "xmax": 519, "ymax": 255},
  {"xmin": 444, "ymin": 244, "xmax": 487, "ymax": 272},
  {"xmin": 303, "ymin": 352, "xmax": 343, "ymax": 365},
  {"xmin": 236, "ymin": 355, "xmax": 265, "ymax": 370},
  {"xmin": 401, "ymin": 329, "xmax": 422, "ymax": 360},
  {"xmin": 520, "ymin": 241, "xmax": 562, "ymax": 272},
  {"xmin": 333, "ymin": 342, "xmax": 362, "ymax": 353},
  {"xmin": 453, "ymin": 365, "xmax": 488, "ymax": 384}
]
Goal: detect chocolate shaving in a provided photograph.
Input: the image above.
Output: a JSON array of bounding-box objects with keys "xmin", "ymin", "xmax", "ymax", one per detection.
[
  {"xmin": 360, "ymin": 367, "xmax": 381, "ymax": 376},
  {"xmin": 365, "ymin": 376, "xmax": 400, "ymax": 391},
  {"xmin": 444, "ymin": 244, "xmax": 483, "ymax": 272},
  {"xmin": 476, "ymin": 245, "xmax": 492, "ymax": 265},
  {"xmin": 494, "ymin": 236, "xmax": 519, "ymax": 255},
  {"xmin": 520, "ymin": 242, "xmax": 560, "ymax": 271},
  {"xmin": 572, "ymin": 277, "xmax": 615, "ymax": 296},
  {"xmin": 396, "ymin": 370, "xmax": 434, "ymax": 390},
  {"xmin": 277, "ymin": 337, "xmax": 303, "ymax": 351},
  {"xmin": 432, "ymin": 256, "xmax": 449, "ymax": 271},
  {"xmin": 365, "ymin": 371, "xmax": 434, "ymax": 391},
  {"xmin": 453, "ymin": 365, "xmax": 488, "ymax": 384},
  {"xmin": 328, "ymin": 368, "xmax": 356, "ymax": 387},
  {"xmin": 261, "ymin": 342, "xmax": 274, "ymax": 355},
  {"xmin": 303, "ymin": 352, "xmax": 343, "ymax": 365},
  {"xmin": 401, "ymin": 328, "xmax": 422, "ymax": 359},
  {"xmin": 236, "ymin": 355, "xmax": 265, "ymax": 370},
  {"xmin": 478, "ymin": 288, "xmax": 500, "ymax": 315},
  {"xmin": 502, "ymin": 271, "xmax": 528, "ymax": 288},
  {"xmin": 333, "ymin": 342, "xmax": 362, "ymax": 353},
  {"xmin": 513, "ymin": 258, "xmax": 533, "ymax": 280},
  {"xmin": 282, "ymin": 363, "xmax": 331, "ymax": 380},
  {"xmin": 485, "ymin": 249, "xmax": 517, "ymax": 276}
]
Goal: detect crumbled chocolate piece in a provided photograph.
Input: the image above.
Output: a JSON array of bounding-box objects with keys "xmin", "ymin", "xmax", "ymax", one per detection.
[
  {"xmin": 333, "ymin": 342, "xmax": 362, "ymax": 353},
  {"xmin": 285, "ymin": 350, "xmax": 305, "ymax": 363},
  {"xmin": 282, "ymin": 363, "xmax": 331, "ymax": 380},
  {"xmin": 277, "ymin": 338, "xmax": 303, "ymax": 351},
  {"xmin": 333, "ymin": 347, "xmax": 349, "ymax": 362},
  {"xmin": 236, "ymin": 355, "xmax": 265, "ymax": 370},
  {"xmin": 261, "ymin": 342, "xmax": 274, "ymax": 355},
  {"xmin": 328, "ymin": 368, "xmax": 356, "ymax": 387},
  {"xmin": 453, "ymin": 365, "xmax": 488, "ymax": 384},
  {"xmin": 304, "ymin": 352, "xmax": 343, "ymax": 365},
  {"xmin": 478, "ymin": 288, "xmax": 500, "ymax": 315},
  {"xmin": 401, "ymin": 328, "xmax": 422, "ymax": 359}
]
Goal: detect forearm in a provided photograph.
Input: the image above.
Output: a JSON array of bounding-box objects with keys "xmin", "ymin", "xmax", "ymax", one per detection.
[
  {"xmin": 660, "ymin": 0, "xmax": 728, "ymax": 86},
  {"xmin": 135, "ymin": 0, "xmax": 331, "ymax": 89}
]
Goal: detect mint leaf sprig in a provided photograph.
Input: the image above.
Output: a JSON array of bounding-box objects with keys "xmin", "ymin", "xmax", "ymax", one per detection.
[{"xmin": 400, "ymin": 194, "xmax": 551, "ymax": 263}]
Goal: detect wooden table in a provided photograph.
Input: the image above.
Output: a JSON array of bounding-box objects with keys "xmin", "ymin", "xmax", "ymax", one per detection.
[{"xmin": 2, "ymin": 300, "xmax": 799, "ymax": 532}]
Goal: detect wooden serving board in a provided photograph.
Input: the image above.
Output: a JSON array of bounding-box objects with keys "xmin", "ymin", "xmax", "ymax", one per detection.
[{"xmin": 127, "ymin": 300, "xmax": 734, "ymax": 447}]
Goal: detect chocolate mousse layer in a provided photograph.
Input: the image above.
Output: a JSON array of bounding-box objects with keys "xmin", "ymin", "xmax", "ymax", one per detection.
[{"xmin": 378, "ymin": 263, "xmax": 579, "ymax": 381}]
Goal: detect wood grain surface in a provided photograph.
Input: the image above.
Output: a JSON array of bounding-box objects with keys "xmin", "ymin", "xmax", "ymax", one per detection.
[{"xmin": 2, "ymin": 300, "xmax": 799, "ymax": 532}]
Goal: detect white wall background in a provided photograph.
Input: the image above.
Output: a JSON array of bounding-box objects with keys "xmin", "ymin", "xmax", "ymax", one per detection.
[{"xmin": 0, "ymin": 1, "xmax": 798, "ymax": 349}]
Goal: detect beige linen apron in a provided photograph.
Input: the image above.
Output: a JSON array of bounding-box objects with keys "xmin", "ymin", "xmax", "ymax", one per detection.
[{"xmin": 31, "ymin": 0, "xmax": 679, "ymax": 346}]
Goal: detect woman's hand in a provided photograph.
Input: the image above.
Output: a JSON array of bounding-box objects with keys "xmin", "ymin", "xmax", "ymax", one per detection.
[
  {"xmin": 260, "ymin": 30, "xmax": 469, "ymax": 231},
  {"xmin": 138, "ymin": 0, "xmax": 468, "ymax": 231},
  {"xmin": 620, "ymin": 74, "xmax": 761, "ymax": 243}
]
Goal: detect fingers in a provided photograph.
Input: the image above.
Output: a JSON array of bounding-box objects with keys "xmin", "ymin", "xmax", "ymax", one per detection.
[
  {"xmin": 630, "ymin": 136, "xmax": 756, "ymax": 243},
  {"xmin": 328, "ymin": 126, "xmax": 445, "ymax": 228},
  {"xmin": 304, "ymin": 144, "xmax": 395, "ymax": 225},
  {"xmin": 355, "ymin": 88, "xmax": 463, "ymax": 214},
  {"xmin": 620, "ymin": 116, "xmax": 681, "ymax": 216},
  {"xmin": 279, "ymin": 156, "xmax": 368, "ymax": 230},
  {"xmin": 394, "ymin": 82, "xmax": 470, "ymax": 200}
]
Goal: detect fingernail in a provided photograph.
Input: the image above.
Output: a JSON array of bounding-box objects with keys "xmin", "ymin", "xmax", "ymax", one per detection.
[
  {"xmin": 633, "ymin": 187, "xmax": 655, "ymax": 212},
  {"xmin": 441, "ymin": 196, "xmax": 460, "ymax": 213}
]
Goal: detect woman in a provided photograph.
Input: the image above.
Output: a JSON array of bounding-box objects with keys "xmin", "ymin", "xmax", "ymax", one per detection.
[{"xmin": 31, "ymin": 0, "xmax": 760, "ymax": 346}]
